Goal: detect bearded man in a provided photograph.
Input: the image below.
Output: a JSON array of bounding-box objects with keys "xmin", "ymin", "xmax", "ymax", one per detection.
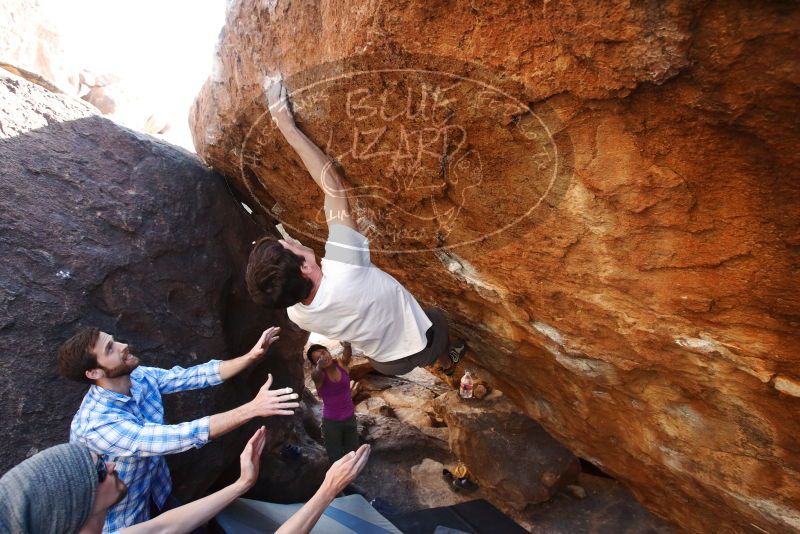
[{"xmin": 58, "ymin": 326, "xmax": 299, "ymax": 533}]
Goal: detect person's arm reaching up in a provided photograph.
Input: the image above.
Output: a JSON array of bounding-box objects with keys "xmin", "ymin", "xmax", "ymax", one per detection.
[
  {"xmin": 310, "ymin": 356, "xmax": 325, "ymax": 391},
  {"xmin": 340, "ymin": 341, "xmax": 359, "ymax": 398},
  {"xmin": 149, "ymin": 360, "xmax": 224, "ymax": 395},
  {"xmin": 219, "ymin": 327, "xmax": 281, "ymax": 381},
  {"xmin": 275, "ymin": 444, "xmax": 371, "ymax": 534},
  {"xmin": 265, "ymin": 74, "xmax": 357, "ymax": 231},
  {"xmin": 341, "ymin": 341, "xmax": 353, "ymax": 370},
  {"xmin": 209, "ymin": 373, "xmax": 299, "ymax": 439},
  {"xmin": 121, "ymin": 427, "xmax": 267, "ymax": 534}
]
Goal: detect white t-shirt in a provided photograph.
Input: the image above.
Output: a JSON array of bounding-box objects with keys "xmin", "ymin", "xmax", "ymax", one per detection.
[{"xmin": 287, "ymin": 224, "xmax": 432, "ymax": 362}]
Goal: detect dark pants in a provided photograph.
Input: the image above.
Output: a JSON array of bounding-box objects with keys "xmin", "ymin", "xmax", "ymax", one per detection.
[
  {"xmin": 322, "ymin": 415, "xmax": 359, "ymax": 463},
  {"xmin": 370, "ymin": 307, "xmax": 450, "ymax": 376}
]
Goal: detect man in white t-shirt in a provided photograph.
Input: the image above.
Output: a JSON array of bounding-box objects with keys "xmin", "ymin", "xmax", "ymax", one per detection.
[{"xmin": 245, "ymin": 75, "xmax": 465, "ymax": 375}]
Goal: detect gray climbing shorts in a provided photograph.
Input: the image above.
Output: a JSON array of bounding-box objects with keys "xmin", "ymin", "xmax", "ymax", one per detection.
[{"xmin": 370, "ymin": 307, "xmax": 450, "ymax": 376}]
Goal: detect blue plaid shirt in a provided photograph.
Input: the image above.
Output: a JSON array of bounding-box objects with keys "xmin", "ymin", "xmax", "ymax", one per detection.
[{"xmin": 70, "ymin": 360, "xmax": 223, "ymax": 533}]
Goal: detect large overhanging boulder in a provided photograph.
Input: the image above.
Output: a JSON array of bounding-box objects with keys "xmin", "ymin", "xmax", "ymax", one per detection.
[
  {"xmin": 0, "ymin": 70, "xmax": 325, "ymax": 501},
  {"xmin": 190, "ymin": 1, "xmax": 800, "ymax": 532}
]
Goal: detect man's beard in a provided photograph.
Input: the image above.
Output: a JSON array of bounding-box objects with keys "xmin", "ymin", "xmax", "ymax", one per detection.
[{"xmin": 101, "ymin": 356, "xmax": 139, "ymax": 378}]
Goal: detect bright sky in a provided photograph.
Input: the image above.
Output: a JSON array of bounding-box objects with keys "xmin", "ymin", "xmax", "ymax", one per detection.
[{"xmin": 42, "ymin": 0, "xmax": 226, "ymax": 150}]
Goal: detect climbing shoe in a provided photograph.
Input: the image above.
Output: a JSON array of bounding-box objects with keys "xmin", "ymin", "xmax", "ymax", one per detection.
[
  {"xmin": 439, "ymin": 340, "xmax": 466, "ymax": 375},
  {"xmin": 449, "ymin": 340, "xmax": 467, "ymax": 364}
]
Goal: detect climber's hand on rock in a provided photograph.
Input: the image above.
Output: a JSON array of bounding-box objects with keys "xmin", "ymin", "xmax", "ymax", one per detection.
[
  {"xmin": 248, "ymin": 373, "xmax": 300, "ymax": 417},
  {"xmin": 264, "ymin": 71, "xmax": 284, "ymax": 106},
  {"xmin": 264, "ymin": 72, "xmax": 295, "ymax": 130},
  {"xmin": 322, "ymin": 444, "xmax": 371, "ymax": 496},
  {"xmin": 235, "ymin": 426, "xmax": 267, "ymax": 493}
]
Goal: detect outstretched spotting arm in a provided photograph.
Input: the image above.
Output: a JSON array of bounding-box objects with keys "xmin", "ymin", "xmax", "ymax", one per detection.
[
  {"xmin": 276, "ymin": 444, "xmax": 371, "ymax": 534},
  {"xmin": 121, "ymin": 427, "xmax": 268, "ymax": 534}
]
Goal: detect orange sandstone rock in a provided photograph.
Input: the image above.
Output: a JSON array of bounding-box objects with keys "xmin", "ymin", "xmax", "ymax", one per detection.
[{"xmin": 191, "ymin": 1, "xmax": 800, "ymax": 532}]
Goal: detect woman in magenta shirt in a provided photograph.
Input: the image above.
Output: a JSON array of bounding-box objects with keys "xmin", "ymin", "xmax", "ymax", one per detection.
[{"xmin": 307, "ymin": 342, "xmax": 358, "ymax": 462}]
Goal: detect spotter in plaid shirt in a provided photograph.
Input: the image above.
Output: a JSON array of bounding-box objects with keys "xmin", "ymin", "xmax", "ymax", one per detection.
[
  {"xmin": 70, "ymin": 361, "xmax": 222, "ymax": 533},
  {"xmin": 61, "ymin": 327, "xmax": 299, "ymax": 534}
]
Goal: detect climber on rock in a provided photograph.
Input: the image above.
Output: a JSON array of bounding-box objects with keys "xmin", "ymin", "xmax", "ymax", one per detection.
[{"xmin": 246, "ymin": 74, "xmax": 466, "ymax": 377}]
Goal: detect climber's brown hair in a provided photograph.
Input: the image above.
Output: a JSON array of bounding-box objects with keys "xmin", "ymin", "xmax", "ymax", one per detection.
[
  {"xmin": 58, "ymin": 326, "xmax": 100, "ymax": 383},
  {"xmin": 246, "ymin": 236, "xmax": 313, "ymax": 308}
]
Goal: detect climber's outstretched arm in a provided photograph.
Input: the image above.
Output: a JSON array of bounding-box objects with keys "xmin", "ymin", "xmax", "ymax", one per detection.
[{"xmin": 265, "ymin": 75, "xmax": 356, "ymax": 231}]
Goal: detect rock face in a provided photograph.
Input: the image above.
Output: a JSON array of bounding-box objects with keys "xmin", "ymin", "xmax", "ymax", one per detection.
[
  {"xmin": 316, "ymin": 365, "xmax": 671, "ymax": 530},
  {"xmin": 525, "ymin": 472, "xmax": 677, "ymax": 534},
  {"xmin": 433, "ymin": 391, "xmax": 580, "ymax": 510},
  {"xmin": 191, "ymin": 1, "xmax": 800, "ymax": 532},
  {"xmin": 0, "ymin": 70, "xmax": 326, "ymax": 501},
  {"xmin": 0, "ymin": 0, "xmax": 79, "ymax": 93},
  {"xmin": 409, "ymin": 458, "xmax": 483, "ymax": 509}
]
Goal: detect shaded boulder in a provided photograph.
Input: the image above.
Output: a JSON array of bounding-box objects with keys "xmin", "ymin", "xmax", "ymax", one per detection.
[
  {"xmin": 420, "ymin": 426, "xmax": 450, "ymax": 443},
  {"xmin": 359, "ymin": 413, "xmax": 447, "ymax": 456},
  {"xmin": 409, "ymin": 458, "xmax": 483, "ymax": 509},
  {"xmin": 434, "ymin": 391, "xmax": 579, "ymax": 511},
  {"xmin": 524, "ymin": 473, "xmax": 677, "ymax": 534},
  {"xmin": 0, "ymin": 70, "xmax": 324, "ymax": 500}
]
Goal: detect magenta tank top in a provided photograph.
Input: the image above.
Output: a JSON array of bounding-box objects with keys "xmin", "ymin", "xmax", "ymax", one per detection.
[{"xmin": 318, "ymin": 362, "xmax": 355, "ymax": 421}]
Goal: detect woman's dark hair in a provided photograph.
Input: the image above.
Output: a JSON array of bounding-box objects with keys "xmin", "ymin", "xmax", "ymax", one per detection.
[
  {"xmin": 58, "ymin": 327, "xmax": 100, "ymax": 383},
  {"xmin": 246, "ymin": 237, "xmax": 313, "ymax": 308},
  {"xmin": 306, "ymin": 344, "xmax": 328, "ymax": 365}
]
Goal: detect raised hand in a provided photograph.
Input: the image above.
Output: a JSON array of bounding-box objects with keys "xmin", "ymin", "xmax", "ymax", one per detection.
[
  {"xmin": 248, "ymin": 373, "xmax": 300, "ymax": 418},
  {"xmin": 323, "ymin": 444, "xmax": 371, "ymax": 495},
  {"xmin": 247, "ymin": 326, "xmax": 281, "ymax": 362},
  {"xmin": 237, "ymin": 426, "xmax": 267, "ymax": 491},
  {"xmin": 264, "ymin": 72, "xmax": 295, "ymax": 131},
  {"xmin": 350, "ymin": 380, "xmax": 360, "ymax": 399},
  {"xmin": 273, "ymin": 443, "xmax": 372, "ymax": 534}
]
